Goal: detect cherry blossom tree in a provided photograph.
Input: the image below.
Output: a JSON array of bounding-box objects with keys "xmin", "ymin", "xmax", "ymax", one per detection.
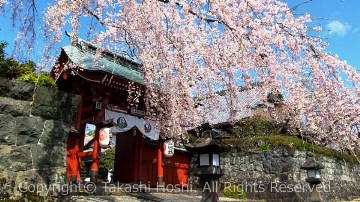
[
  {"xmin": 1, "ymin": 0, "xmax": 359, "ymax": 151},
  {"xmin": 0, "ymin": 0, "xmax": 37, "ymax": 58}
]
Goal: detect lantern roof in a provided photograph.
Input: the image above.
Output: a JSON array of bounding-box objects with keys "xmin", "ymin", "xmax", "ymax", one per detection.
[
  {"xmin": 185, "ymin": 137, "xmax": 231, "ymax": 153},
  {"xmin": 300, "ymin": 158, "xmax": 325, "ymax": 170}
]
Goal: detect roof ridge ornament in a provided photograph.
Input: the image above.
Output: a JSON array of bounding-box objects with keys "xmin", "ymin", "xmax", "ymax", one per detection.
[
  {"xmin": 64, "ymin": 31, "xmax": 142, "ymax": 68},
  {"xmin": 65, "ymin": 31, "xmax": 79, "ymax": 47}
]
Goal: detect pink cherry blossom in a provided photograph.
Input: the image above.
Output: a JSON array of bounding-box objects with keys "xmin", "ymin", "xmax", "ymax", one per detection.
[{"xmin": 1, "ymin": 0, "xmax": 359, "ymax": 151}]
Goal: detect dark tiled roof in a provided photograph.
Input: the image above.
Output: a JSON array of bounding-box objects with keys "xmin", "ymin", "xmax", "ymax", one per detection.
[{"xmin": 62, "ymin": 42, "xmax": 144, "ymax": 84}]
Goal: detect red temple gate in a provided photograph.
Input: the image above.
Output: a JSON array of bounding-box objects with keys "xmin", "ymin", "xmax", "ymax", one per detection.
[{"xmin": 51, "ymin": 34, "xmax": 191, "ymax": 186}]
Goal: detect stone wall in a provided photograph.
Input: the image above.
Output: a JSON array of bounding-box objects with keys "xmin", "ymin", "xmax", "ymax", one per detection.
[
  {"xmin": 0, "ymin": 78, "xmax": 80, "ymax": 199},
  {"xmin": 189, "ymin": 149, "xmax": 360, "ymax": 201}
]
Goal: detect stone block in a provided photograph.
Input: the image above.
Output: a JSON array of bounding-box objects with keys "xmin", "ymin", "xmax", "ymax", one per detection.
[
  {"xmin": 263, "ymin": 161, "xmax": 271, "ymax": 174},
  {"xmin": 0, "ymin": 78, "xmax": 35, "ymax": 101},
  {"xmin": 31, "ymin": 86, "xmax": 80, "ymax": 123},
  {"xmin": 281, "ymin": 162, "xmax": 292, "ymax": 172},
  {"xmin": 282, "ymin": 148, "xmax": 295, "ymax": 157},
  {"xmin": 7, "ymin": 145, "xmax": 33, "ymax": 172},
  {"xmin": 272, "ymin": 150, "xmax": 281, "ymax": 158},
  {"xmin": 263, "ymin": 150, "xmax": 271, "ymax": 159},
  {"xmin": 254, "ymin": 163, "xmax": 263, "ymax": 172},
  {"xmin": 294, "ymin": 150, "xmax": 306, "ymax": 158},
  {"xmin": 0, "ymin": 171, "xmax": 17, "ymax": 198},
  {"xmin": 239, "ymin": 165, "xmax": 247, "ymax": 171},
  {"xmin": 14, "ymin": 168, "xmax": 66, "ymax": 197},
  {"xmin": 15, "ymin": 116, "xmax": 44, "ymax": 146},
  {"xmin": 0, "ymin": 97, "xmax": 31, "ymax": 117},
  {"xmin": 254, "ymin": 153, "xmax": 265, "ymax": 161},
  {"xmin": 230, "ymin": 157, "xmax": 236, "ymax": 165},
  {"xmin": 270, "ymin": 160, "xmax": 282, "ymax": 174},
  {"xmin": 0, "ymin": 114, "xmax": 17, "ymax": 145},
  {"xmin": 247, "ymin": 164, "xmax": 255, "ymax": 171},
  {"xmin": 31, "ymin": 144, "xmax": 66, "ymax": 169},
  {"xmin": 38, "ymin": 120, "xmax": 70, "ymax": 146},
  {"xmin": 278, "ymin": 173, "xmax": 289, "ymax": 182},
  {"xmin": 0, "ymin": 146, "xmax": 12, "ymax": 173}
]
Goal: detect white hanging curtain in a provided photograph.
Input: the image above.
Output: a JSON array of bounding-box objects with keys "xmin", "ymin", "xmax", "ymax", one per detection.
[{"xmin": 105, "ymin": 110, "xmax": 160, "ymax": 140}]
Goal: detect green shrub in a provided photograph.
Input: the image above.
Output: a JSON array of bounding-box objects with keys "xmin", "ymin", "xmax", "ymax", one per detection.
[
  {"xmin": 17, "ymin": 72, "xmax": 57, "ymax": 88},
  {"xmin": 0, "ymin": 41, "xmax": 6, "ymax": 61},
  {"xmin": 0, "ymin": 41, "xmax": 56, "ymax": 88},
  {"xmin": 0, "ymin": 42, "xmax": 35, "ymax": 79},
  {"xmin": 233, "ymin": 117, "xmax": 279, "ymax": 138},
  {"xmin": 0, "ymin": 59, "xmax": 35, "ymax": 80},
  {"xmin": 36, "ymin": 73, "xmax": 57, "ymax": 88},
  {"xmin": 223, "ymin": 185, "xmax": 246, "ymax": 200},
  {"xmin": 100, "ymin": 147, "xmax": 116, "ymax": 170},
  {"xmin": 16, "ymin": 72, "xmax": 37, "ymax": 84},
  {"xmin": 80, "ymin": 162, "xmax": 90, "ymax": 180},
  {"xmin": 257, "ymin": 140, "xmax": 270, "ymax": 151},
  {"xmin": 98, "ymin": 147, "xmax": 116, "ymax": 181},
  {"xmin": 224, "ymin": 135, "xmax": 360, "ymax": 164},
  {"xmin": 226, "ymin": 115, "xmax": 360, "ymax": 164}
]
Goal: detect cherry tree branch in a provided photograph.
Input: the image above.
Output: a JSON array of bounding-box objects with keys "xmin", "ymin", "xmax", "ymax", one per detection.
[
  {"xmin": 290, "ymin": 0, "xmax": 315, "ymax": 11},
  {"xmin": 157, "ymin": 0, "xmax": 236, "ymax": 31},
  {"xmin": 82, "ymin": 5, "xmax": 140, "ymax": 54}
]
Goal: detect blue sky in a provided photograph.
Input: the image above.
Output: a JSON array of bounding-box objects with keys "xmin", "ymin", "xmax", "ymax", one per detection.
[
  {"xmin": 287, "ymin": 0, "xmax": 360, "ymax": 71},
  {"xmin": 0, "ymin": 0, "xmax": 359, "ymax": 72}
]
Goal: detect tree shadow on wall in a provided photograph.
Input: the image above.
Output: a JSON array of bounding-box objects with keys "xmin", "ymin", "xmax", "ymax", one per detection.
[{"xmin": 35, "ymin": 120, "xmax": 70, "ymax": 190}]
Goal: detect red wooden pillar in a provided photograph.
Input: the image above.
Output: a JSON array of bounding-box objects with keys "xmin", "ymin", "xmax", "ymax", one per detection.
[
  {"xmin": 157, "ymin": 139, "xmax": 164, "ymax": 186},
  {"xmin": 89, "ymin": 127, "xmax": 100, "ymax": 182},
  {"xmin": 90, "ymin": 107, "xmax": 105, "ymax": 182},
  {"xmin": 77, "ymin": 124, "xmax": 85, "ymax": 181},
  {"xmin": 66, "ymin": 134, "xmax": 78, "ymax": 182},
  {"xmin": 66, "ymin": 89, "xmax": 83, "ymax": 182},
  {"xmin": 74, "ymin": 135, "xmax": 81, "ymax": 181},
  {"xmin": 75, "ymin": 90, "xmax": 84, "ymax": 181}
]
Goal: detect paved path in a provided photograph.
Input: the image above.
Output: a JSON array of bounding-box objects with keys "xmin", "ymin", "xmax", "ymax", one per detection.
[
  {"xmin": 71, "ymin": 194, "xmax": 245, "ymax": 202},
  {"xmin": 71, "ymin": 195, "xmax": 147, "ymax": 202},
  {"xmin": 71, "ymin": 194, "xmax": 360, "ymax": 202}
]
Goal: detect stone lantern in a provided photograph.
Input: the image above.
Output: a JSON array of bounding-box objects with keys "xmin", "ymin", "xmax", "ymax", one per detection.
[
  {"xmin": 186, "ymin": 125, "xmax": 231, "ymax": 202},
  {"xmin": 300, "ymin": 153, "xmax": 325, "ymax": 202}
]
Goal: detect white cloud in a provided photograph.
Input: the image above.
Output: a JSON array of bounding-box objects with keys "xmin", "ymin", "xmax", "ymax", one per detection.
[
  {"xmin": 327, "ymin": 21, "xmax": 351, "ymax": 37},
  {"xmin": 353, "ymin": 27, "xmax": 360, "ymax": 34}
]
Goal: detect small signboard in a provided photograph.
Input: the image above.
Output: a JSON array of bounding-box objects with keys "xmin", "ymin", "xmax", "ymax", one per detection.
[
  {"xmin": 95, "ymin": 101, "xmax": 102, "ymax": 110},
  {"xmin": 163, "ymin": 139, "xmax": 175, "ymax": 157},
  {"xmin": 130, "ymin": 108, "xmax": 145, "ymax": 117}
]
